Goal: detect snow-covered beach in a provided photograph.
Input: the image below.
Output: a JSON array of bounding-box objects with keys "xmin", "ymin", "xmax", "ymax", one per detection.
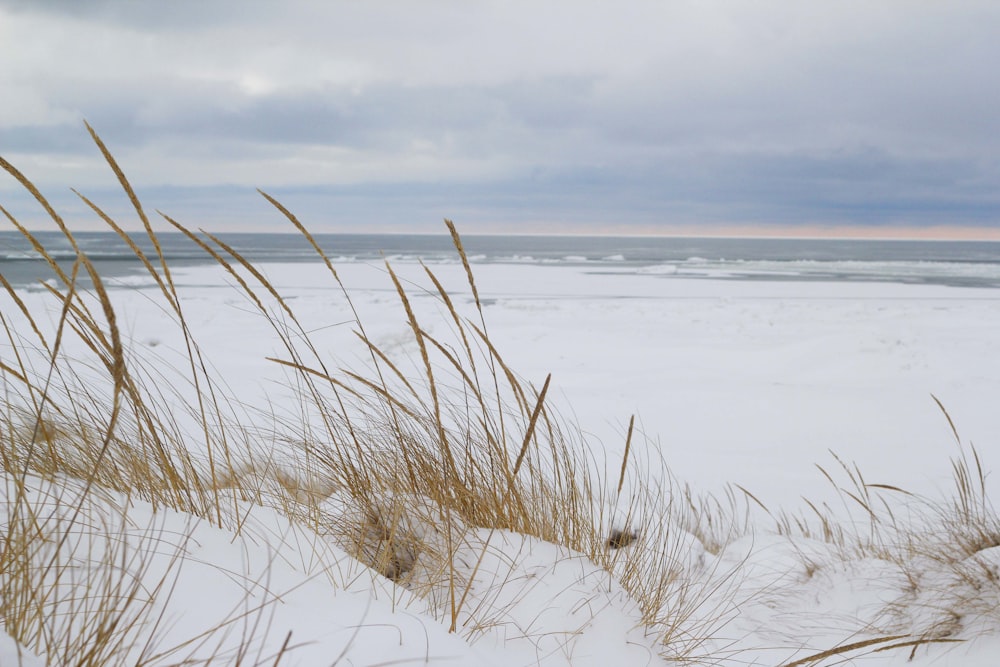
[
  {"xmin": 4, "ymin": 242, "xmax": 1000, "ymax": 665},
  {"xmin": 91, "ymin": 256, "xmax": 1000, "ymax": 505}
]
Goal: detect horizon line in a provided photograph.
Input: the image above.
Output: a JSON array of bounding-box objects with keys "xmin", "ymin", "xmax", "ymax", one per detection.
[{"xmin": 8, "ymin": 222, "xmax": 1000, "ymax": 242}]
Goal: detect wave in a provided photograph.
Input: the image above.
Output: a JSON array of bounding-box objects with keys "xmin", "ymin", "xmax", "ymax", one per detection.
[{"xmin": 4, "ymin": 232, "xmax": 1000, "ymax": 289}]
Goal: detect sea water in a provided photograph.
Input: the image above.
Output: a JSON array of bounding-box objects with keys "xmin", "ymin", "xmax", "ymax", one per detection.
[{"xmin": 3, "ymin": 230, "xmax": 1000, "ymax": 289}]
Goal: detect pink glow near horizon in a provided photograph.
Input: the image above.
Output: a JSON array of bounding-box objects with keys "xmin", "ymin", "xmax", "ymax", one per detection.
[
  {"xmin": 664, "ymin": 224, "xmax": 1000, "ymax": 241},
  {"xmin": 502, "ymin": 222, "xmax": 1000, "ymax": 241}
]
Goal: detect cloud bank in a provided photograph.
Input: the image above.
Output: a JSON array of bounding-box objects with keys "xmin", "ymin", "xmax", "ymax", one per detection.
[{"xmin": 1, "ymin": 1, "xmax": 998, "ymax": 235}]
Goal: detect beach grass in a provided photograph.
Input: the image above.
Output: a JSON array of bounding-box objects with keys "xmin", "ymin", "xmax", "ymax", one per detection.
[{"xmin": 1, "ymin": 130, "xmax": 999, "ymax": 664}]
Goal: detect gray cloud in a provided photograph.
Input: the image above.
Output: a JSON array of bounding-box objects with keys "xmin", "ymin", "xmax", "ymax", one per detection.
[
  {"xmin": 2, "ymin": 1, "xmax": 999, "ymax": 233},
  {"xmin": 0, "ymin": 0, "xmax": 268, "ymax": 30}
]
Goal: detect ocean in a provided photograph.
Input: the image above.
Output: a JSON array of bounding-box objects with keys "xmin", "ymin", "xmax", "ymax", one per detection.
[{"xmin": 3, "ymin": 230, "xmax": 1000, "ymax": 289}]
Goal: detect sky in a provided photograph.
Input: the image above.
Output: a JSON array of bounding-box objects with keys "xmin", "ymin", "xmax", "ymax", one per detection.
[{"xmin": 1, "ymin": 0, "xmax": 999, "ymax": 237}]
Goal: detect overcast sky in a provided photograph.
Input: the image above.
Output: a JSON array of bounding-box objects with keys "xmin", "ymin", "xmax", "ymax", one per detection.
[{"xmin": 1, "ymin": 1, "xmax": 999, "ymax": 236}]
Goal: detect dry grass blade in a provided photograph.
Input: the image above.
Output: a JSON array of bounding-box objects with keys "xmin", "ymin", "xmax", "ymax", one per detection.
[
  {"xmin": 444, "ymin": 220, "xmax": 512, "ymax": 458},
  {"xmin": 0, "ymin": 359, "xmax": 29, "ymax": 385},
  {"xmin": 510, "ymin": 374, "xmax": 551, "ymax": 480},
  {"xmin": 257, "ymin": 188, "xmax": 339, "ymax": 282},
  {"xmin": 264, "ymin": 356, "xmax": 421, "ymax": 420},
  {"xmin": 865, "ymin": 483, "xmax": 913, "ymax": 496},
  {"xmin": 384, "ymin": 261, "xmax": 460, "ymax": 485},
  {"xmin": 418, "ymin": 329, "xmax": 485, "ymax": 412},
  {"xmin": 780, "ymin": 634, "xmax": 910, "ymax": 666},
  {"xmin": 734, "ymin": 484, "xmax": 770, "ymax": 514},
  {"xmin": 873, "ymin": 637, "xmax": 965, "ymax": 653},
  {"xmin": 617, "ymin": 415, "xmax": 635, "ymax": 497},
  {"xmin": 83, "ymin": 120, "xmax": 175, "ymax": 289},
  {"xmin": 73, "ymin": 188, "xmax": 178, "ymax": 311},
  {"xmin": 0, "ymin": 157, "xmax": 78, "ymax": 254},
  {"xmin": 0, "ymin": 204, "xmax": 73, "ymax": 289},
  {"xmin": 422, "ymin": 263, "xmax": 479, "ymax": 373},
  {"xmin": 55, "ymin": 256, "xmax": 125, "ymax": 490},
  {"xmin": 162, "ymin": 213, "xmax": 268, "ymax": 315},
  {"xmin": 932, "ymin": 394, "xmax": 961, "ymax": 445},
  {"xmin": 469, "ymin": 322, "xmax": 529, "ymax": 413},
  {"xmin": 445, "ymin": 219, "xmax": 482, "ymax": 313},
  {"xmin": 201, "ymin": 228, "xmax": 303, "ymax": 325}
]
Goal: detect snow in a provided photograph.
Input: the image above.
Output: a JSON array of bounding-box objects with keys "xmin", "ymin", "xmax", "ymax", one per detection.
[{"xmin": 3, "ymin": 257, "xmax": 1000, "ymax": 665}]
